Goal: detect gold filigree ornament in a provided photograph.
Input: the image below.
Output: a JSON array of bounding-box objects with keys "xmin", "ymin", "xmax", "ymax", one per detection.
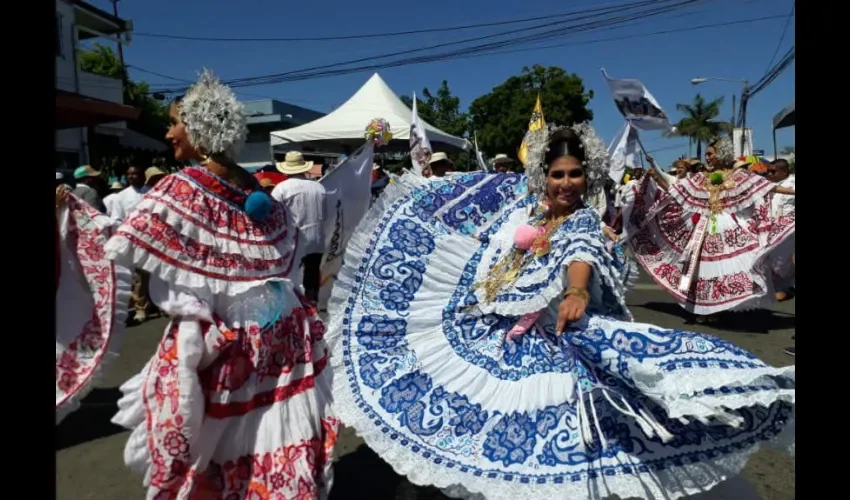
[
  {"xmin": 704, "ymin": 171, "xmax": 736, "ymax": 233},
  {"xmin": 471, "ymin": 213, "xmax": 569, "ymax": 305}
]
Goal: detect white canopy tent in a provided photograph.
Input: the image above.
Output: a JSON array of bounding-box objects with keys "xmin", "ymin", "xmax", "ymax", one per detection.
[{"xmin": 269, "ymin": 73, "xmax": 469, "ymax": 151}]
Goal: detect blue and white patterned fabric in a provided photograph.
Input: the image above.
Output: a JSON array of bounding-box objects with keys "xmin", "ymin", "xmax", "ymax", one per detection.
[{"xmin": 327, "ymin": 173, "xmax": 795, "ymax": 500}]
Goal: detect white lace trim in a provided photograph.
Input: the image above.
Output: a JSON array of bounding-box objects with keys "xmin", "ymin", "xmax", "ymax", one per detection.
[{"xmin": 668, "ymin": 171, "xmax": 774, "ymax": 216}]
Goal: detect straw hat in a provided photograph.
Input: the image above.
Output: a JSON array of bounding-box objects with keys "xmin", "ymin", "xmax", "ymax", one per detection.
[
  {"xmin": 145, "ymin": 167, "xmax": 167, "ymax": 184},
  {"xmin": 428, "ymin": 152, "xmax": 453, "ymax": 166},
  {"xmin": 372, "ymin": 163, "xmax": 381, "ymax": 171},
  {"xmin": 733, "ymin": 159, "xmax": 750, "ymax": 169},
  {"xmin": 493, "ymin": 154, "xmax": 513, "ymax": 164},
  {"xmin": 276, "ymin": 151, "xmax": 314, "ymax": 175},
  {"xmin": 110, "ymin": 181, "xmax": 125, "ymax": 190}
]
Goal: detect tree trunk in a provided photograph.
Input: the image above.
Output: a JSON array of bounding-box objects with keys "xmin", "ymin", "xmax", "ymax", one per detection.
[{"xmin": 696, "ymin": 140, "xmax": 702, "ymax": 160}]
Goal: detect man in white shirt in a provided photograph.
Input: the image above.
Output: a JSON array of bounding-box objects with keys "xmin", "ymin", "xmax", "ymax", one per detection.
[
  {"xmin": 271, "ymin": 151, "xmax": 327, "ymax": 302},
  {"xmin": 103, "ymin": 181, "xmax": 126, "ymax": 217},
  {"xmin": 108, "ymin": 165, "xmax": 150, "ymax": 222},
  {"xmin": 766, "ymin": 159, "xmax": 795, "ymax": 303},
  {"xmin": 108, "ymin": 165, "xmax": 154, "ymax": 323},
  {"xmin": 611, "ymin": 167, "xmax": 644, "ymax": 232}
]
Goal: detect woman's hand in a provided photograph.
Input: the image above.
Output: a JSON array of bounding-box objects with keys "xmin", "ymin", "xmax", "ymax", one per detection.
[
  {"xmin": 603, "ymin": 225, "xmax": 619, "ymax": 242},
  {"xmin": 56, "ymin": 185, "xmax": 71, "ymax": 208},
  {"xmin": 556, "ymin": 294, "xmax": 587, "ymax": 334}
]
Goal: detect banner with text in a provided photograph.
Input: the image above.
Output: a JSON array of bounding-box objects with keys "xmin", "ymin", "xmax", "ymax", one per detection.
[{"xmin": 317, "ymin": 143, "xmax": 375, "ymax": 309}]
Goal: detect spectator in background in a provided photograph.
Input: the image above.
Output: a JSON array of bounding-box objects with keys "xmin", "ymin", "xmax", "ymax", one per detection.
[
  {"xmin": 145, "ymin": 167, "xmax": 167, "ymax": 188},
  {"xmin": 108, "ymin": 165, "xmax": 148, "ymax": 222},
  {"xmin": 271, "ymin": 151, "xmax": 327, "ymax": 302},
  {"xmin": 492, "ymin": 154, "xmax": 515, "ymax": 173},
  {"xmin": 103, "ymin": 181, "xmax": 126, "ymax": 217},
  {"xmin": 371, "ymin": 163, "xmax": 390, "ymax": 202},
  {"xmin": 767, "ymin": 158, "xmax": 795, "ymax": 303},
  {"xmin": 428, "ymin": 152, "xmax": 454, "ymax": 178},
  {"xmin": 72, "ymin": 165, "xmax": 106, "ymax": 213}
]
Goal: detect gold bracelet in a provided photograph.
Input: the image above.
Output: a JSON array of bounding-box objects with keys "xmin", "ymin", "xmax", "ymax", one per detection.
[{"xmin": 564, "ymin": 286, "xmax": 590, "ymax": 304}]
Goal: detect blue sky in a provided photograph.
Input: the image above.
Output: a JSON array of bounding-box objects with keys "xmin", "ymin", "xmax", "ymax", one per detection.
[{"xmin": 90, "ymin": 0, "xmax": 795, "ymax": 167}]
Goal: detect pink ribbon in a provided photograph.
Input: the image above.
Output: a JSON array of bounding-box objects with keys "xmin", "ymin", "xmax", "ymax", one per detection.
[{"xmin": 506, "ymin": 310, "xmax": 543, "ymax": 341}]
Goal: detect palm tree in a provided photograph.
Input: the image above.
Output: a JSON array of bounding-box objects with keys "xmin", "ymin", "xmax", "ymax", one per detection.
[{"xmin": 672, "ymin": 94, "xmax": 731, "ymax": 159}]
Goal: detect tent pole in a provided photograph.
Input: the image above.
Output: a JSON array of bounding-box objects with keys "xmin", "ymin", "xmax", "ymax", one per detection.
[{"xmin": 773, "ymin": 128, "xmax": 777, "ymax": 160}]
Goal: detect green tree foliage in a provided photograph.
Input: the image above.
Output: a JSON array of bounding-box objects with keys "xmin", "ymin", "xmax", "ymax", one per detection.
[
  {"xmin": 400, "ymin": 80, "xmax": 478, "ymax": 171},
  {"xmin": 400, "ymin": 80, "xmax": 469, "ymax": 138},
  {"xmin": 672, "ymin": 94, "xmax": 730, "ymax": 159},
  {"xmin": 77, "ymin": 43, "xmax": 180, "ymax": 176},
  {"xmin": 468, "ymin": 65, "xmax": 594, "ymax": 160},
  {"xmin": 78, "ymin": 42, "xmax": 170, "ymax": 139}
]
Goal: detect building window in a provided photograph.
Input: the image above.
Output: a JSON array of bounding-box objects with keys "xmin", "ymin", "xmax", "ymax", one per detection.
[{"xmin": 56, "ymin": 14, "xmax": 63, "ymax": 58}]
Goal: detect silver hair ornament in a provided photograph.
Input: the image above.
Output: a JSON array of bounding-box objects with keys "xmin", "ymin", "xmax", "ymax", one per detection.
[
  {"xmin": 524, "ymin": 122, "xmax": 611, "ymax": 201},
  {"xmin": 712, "ymin": 135, "xmax": 736, "ymax": 166},
  {"xmin": 179, "ymin": 69, "xmax": 248, "ymax": 159}
]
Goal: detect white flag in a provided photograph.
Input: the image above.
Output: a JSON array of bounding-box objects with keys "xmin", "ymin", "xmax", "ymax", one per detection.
[
  {"xmin": 607, "ymin": 122, "xmax": 641, "ymax": 184},
  {"xmin": 602, "ymin": 68, "xmax": 672, "ymax": 131},
  {"xmin": 317, "ymin": 142, "xmax": 375, "ymax": 308},
  {"xmin": 474, "ymin": 131, "xmax": 489, "ymax": 171},
  {"xmin": 409, "ymin": 93, "xmax": 432, "ymax": 176}
]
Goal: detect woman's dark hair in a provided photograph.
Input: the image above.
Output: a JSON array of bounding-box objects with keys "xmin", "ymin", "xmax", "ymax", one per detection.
[{"xmin": 544, "ymin": 129, "xmax": 585, "ymax": 169}]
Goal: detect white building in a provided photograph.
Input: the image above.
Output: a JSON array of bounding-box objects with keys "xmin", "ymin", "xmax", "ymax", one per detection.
[{"xmin": 55, "ymin": 0, "xmax": 135, "ymax": 168}]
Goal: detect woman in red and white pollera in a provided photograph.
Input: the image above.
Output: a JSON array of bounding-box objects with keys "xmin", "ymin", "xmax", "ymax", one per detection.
[
  {"xmin": 623, "ymin": 135, "xmax": 795, "ymax": 322},
  {"xmin": 106, "ymin": 70, "xmax": 337, "ymax": 499}
]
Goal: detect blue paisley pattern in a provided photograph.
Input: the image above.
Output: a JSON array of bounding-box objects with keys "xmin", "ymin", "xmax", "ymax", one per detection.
[{"xmin": 335, "ymin": 172, "xmax": 793, "ymax": 494}]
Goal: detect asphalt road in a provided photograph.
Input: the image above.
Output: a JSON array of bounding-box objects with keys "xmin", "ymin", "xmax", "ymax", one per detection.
[{"xmin": 56, "ymin": 273, "xmax": 795, "ymax": 500}]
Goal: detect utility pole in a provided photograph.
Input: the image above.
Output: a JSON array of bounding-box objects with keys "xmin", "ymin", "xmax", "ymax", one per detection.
[
  {"xmin": 739, "ymin": 84, "xmax": 750, "ymax": 156},
  {"xmin": 110, "ymin": 0, "xmax": 126, "ymax": 79}
]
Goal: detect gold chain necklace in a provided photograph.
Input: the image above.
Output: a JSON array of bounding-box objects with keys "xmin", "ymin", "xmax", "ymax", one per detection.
[{"xmin": 472, "ymin": 213, "xmax": 569, "ymax": 304}]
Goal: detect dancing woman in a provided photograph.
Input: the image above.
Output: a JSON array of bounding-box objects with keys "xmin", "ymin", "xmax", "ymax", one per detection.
[
  {"xmin": 327, "ymin": 123, "xmax": 794, "ymax": 499},
  {"xmin": 623, "ymin": 136, "xmax": 795, "ymax": 321},
  {"xmin": 106, "ymin": 71, "xmax": 337, "ymax": 499}
]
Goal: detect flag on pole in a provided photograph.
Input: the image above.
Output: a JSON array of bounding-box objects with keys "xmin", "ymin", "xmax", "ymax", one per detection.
[
  {"xmin": 474, "ymin": 131, "xmax": 489, "ymax": 171},
  {"xmin": 601, "ymin": 68, "xmax": 672, "ymax": 131},
  {"xmin": 409, "ymin": 93, "xmax": 432, "ymax": 176},
  {"xmin": 317, "ymin": 142, "xmax": 375, "ymax": 309},
  {"xmin": 517, "ymin": 95, "xmax": 545, "ymax": 166},
  {"xmin": 607, "ymin": 122, "xmax": 641, "ymax": 184}
]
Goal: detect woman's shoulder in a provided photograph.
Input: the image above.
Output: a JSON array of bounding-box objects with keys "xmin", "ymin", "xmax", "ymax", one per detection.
[{"xmin": 561, "ymin": 207, "xmax": 602, "ymax": 235}]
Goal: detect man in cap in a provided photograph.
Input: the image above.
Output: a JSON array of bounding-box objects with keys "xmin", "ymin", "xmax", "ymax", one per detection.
[
  {"xmin": 72, "ymin": 165, "xmax": 106, "ymax": 213},
  {"xmin": 271, "ymin": 151, "xmax": 327, "ymax": 303},
  {"xmin": 428, "ymin": 152, "xmax": 454, "ymax": 178},
  {"xmin": 492, "ymin": 154, "xmax": 515, "ymax": 173}
]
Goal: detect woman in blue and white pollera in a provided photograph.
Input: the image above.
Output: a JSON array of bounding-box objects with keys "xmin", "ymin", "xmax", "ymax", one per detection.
[{"xmin": 326, "ymin": 123, "xmax": 794, "ymax": 500}]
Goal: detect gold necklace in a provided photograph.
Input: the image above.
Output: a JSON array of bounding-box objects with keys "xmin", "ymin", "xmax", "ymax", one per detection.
[
  {"xmin": 704, "ymin": 169, "xmax": 737, "ymax": 215},
  {"xmin": 472, "ymin": 213, "xmax": 569, "ymax": 304}
]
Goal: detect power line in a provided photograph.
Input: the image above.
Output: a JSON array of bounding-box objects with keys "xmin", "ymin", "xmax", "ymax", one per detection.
[
  {"xmin": 132, "ymin": 0, "xmax": 666, "ymax": 42},
  {"xmin": 440, "ymin": 14, "xmax": 788, "ymax": 65},
  {"xmin": 763, "ymin": 1, "xmax": 794, "ymax": 75},
  {"xmin": 137, "ymin": 13, "xmax": 786, "ymax": 100},
  {"xmin": 150, "ymin": 0, "xmax": 704, "ymax": 93}
]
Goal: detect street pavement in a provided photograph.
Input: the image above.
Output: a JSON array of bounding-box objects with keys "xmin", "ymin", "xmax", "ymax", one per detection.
[{"xmin": 56, "ymin": 272, "xmax": 795, "ymax": 500}]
